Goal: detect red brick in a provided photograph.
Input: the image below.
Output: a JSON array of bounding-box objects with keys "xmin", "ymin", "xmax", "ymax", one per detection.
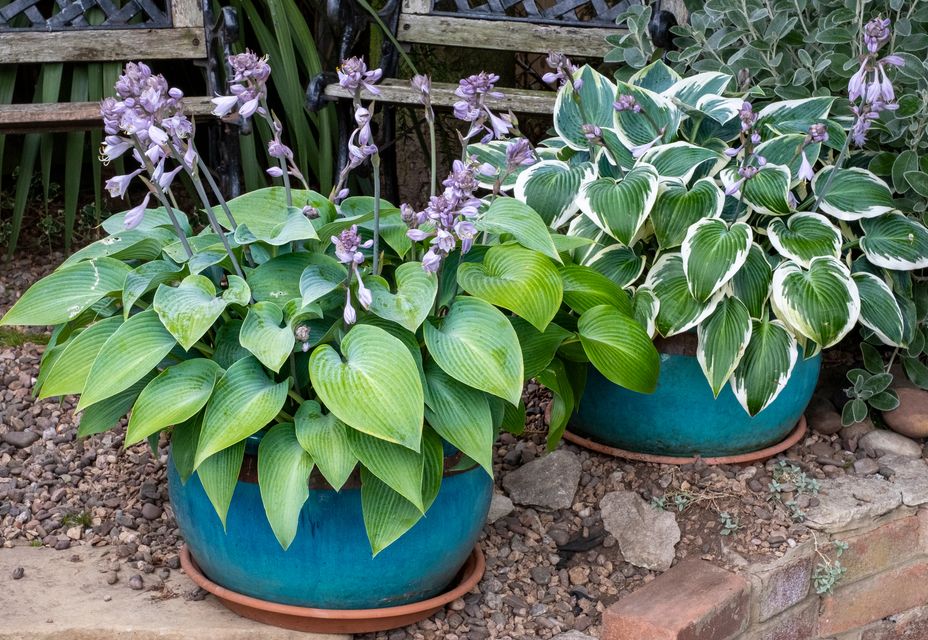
[
  {"xmin": 861, "ymin": 604, "xmax": 928, "ymax": 640},
  {"xmin": 602, "ymin": 560, "xmax": 750, "ymax": 640},
  {"xmin": 819, "ymin": 561, "xmax": 928, "ymax": 636},
  {"xmin": 841, "ymin": 515, "xmax": 920, "ymax": 583},
  {"xmin": 740, "ymin": 598, "xmax": 818, "ymax": 640},
  {"xmin": 748, "ymin": 546, "xmax": 814, "ymax": 622}
]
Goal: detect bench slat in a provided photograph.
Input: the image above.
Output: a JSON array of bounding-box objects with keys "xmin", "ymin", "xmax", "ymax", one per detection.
[
  {"xmin": 0, "ymin": 97, "xmax": 216, "ymax": 134},
  {"xmin": 324, "ymin": 78, "xmax": 557, "ymax": 114},
  {"xmin": 0, "ymin": 28, "xmax": 206, "ymax": 64}
]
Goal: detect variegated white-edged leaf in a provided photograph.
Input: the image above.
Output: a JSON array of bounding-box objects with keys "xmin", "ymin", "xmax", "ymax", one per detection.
[
  {"xmin": 813, "ymin": 167, "xmax": 895, "ymax": 221},
  {"xmin": 767, "ymin": 212, "xmax": 842, "ymax": 268},
  {"xmin": 852, "ymin": 272, "xmax": 905, "ymax": 347},
  {"xmin": 860, "ymin": 213, "xmax": 928, "ymax": 270},
  {"xmin": 681, "ymin": 219, "xmax": 752, "ymax": 302},
  {"xmin": 598, "ymin": 127, "xmax": 636, "ymax": 170},
  {"xmin": 662, "ymin": 71, "xmax": 732, "ymax": 107},
  {"xmin": 755, "ymin": 134, "xmax": 821, "ymax": 183},
  {"xmin": 697, "ymin": 297, "xmax": 752, "ymax": 397},
  {"xmin": 756, "ymin": 97, "xmax": 835, "ymax": 131},
  {"xmin": 651, "ymin": 177, "xmax": 724, "ymax": 249},
  {"xmin": 771, "ymin": 256, "xmax": 861, "ymax": 349},
  {"xmin": 732, "ymin": 244, "xmax": 774, "ymax": 319},
  {"xmin": 637, "ymin": 142, "xmax": 722, "ymax": 183},
  {"xmin": 631, "ymin": 286, "xmax": 660, "ymax": 337},
  {"xmin": 613, "ymin": 81, "xmax": 682, "ymax": 148},
  {"xmin": 730, "ymin": 318, "xmax": 799, "ymax": 416},
  {"xmin": 577, "ymin": 164, "xmax": 659, "ymax": 245},
  {"xmin": 694, "ymin": 94, "xmax": 741, "ymax": 124},
  {"xmin": 514, "ymin": 160, "xmax": 594, "ymax": 229},
  {"xmin": 554, "ymin": 65, "xmax": 617, "ymax": 150},
  {"xmin": 566, "ymin": 214, "xmax": 608, "ymax": 264},
  {"xmin": 583, "ymin": 245, "xmax": 646, "ymax": 288},
  {"xmin": 645, "ymin": 252, "xmax": 724, "ymax": 337},
  {"xmin": 721, "ymin": 164, "xmax": 793, "ymax": 215},
  {"xmin": 629, "ymin": 59, "xmax": 681, "ymax": 93}
]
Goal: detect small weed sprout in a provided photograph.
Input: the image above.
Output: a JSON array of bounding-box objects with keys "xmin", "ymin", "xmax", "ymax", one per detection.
[
  {"xmin": 651, "ymin": 495, "xmax": 667, "ymax": 510},
  {"xmin": 768, "ymin": 460, "xmax": 820, "ymax": 522},
  {"xmin": 719, "ymin": 512, "xmax": 739, "ymax": 535},
  {"xmin": 813, "ymin": 538, "xmax": 848, "ymax": 594}
]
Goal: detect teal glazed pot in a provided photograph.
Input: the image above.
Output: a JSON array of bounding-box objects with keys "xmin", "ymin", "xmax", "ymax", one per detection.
[
  {"xmin": 570, "ymin": 335, "xmax": 822, "ymax": 458},
  {"xmin": 167, "ymin": 441, "xmax": 492, "ymax": 609}
]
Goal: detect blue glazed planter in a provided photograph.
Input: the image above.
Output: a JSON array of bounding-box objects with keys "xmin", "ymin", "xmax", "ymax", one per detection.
[
  {"xmin": 168, "ymin": 448, "xmax": 492, "ymax": 609},
  {"xmin": 571, "ymin": 348, "xmax": 821, "ymax": 458}
]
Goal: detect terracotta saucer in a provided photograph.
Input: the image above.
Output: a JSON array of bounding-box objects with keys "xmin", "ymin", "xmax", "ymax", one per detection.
[
  {"xmin": 180, "ymin": 545, "xmax": 485, "ymax": 634},
  {"xmin": 562, "ymin": 416, "xmax": 808, "ymax": 466}
]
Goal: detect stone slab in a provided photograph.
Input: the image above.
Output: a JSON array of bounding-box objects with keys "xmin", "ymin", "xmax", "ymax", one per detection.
[
  {"xmin": 803, "ymin": 475, "xmax": 902, "ymax": 533},
  {"xmin": 0, "ymin": 545, "xmax": 350, "ymax": 640}
]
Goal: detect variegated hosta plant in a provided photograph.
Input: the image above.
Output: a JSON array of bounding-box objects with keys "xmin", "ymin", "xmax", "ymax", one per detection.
[
  {"xmin": 0, "ymin": 56, "xmax": 660, "ymax": 555},
  {"xmin": 476, "ymin": 55, "xmax": 928, "ymax": 429}
]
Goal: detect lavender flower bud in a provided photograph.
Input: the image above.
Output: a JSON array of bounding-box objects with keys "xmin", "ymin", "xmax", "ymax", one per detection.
[
  {"xmin": 303, "ymin": 206, "xmax": 320, "ymax": 219},
  {"xmin": 268, "ymin": 138, "xmax": 293, "ymax": 160},
  {"xmin": 798, "ymin": 151, "xmax": 815, "ymax": 181},
  {"xmin": 267, "ymin": 166, "xmax": 284, "ymax": 177},
  {"xmin": 294, "ymin": 325, "xmax": 310, "ymax": 342},
  {"xmin": 863, "ymin": 17, "xmax": 892, "ymax": 54},
  {"xmin": 808, "ymin": 123, "xmax": 829, "ymax": 143},
  {"xmin": 411, "ymin": 74, "xmax": 431, "ymax": 101},
  {"xmin": 505, "ymin": 138, "xmax": 535, "ymax": 169},
  {"xmin": 581, "ymin": 124, "xmax": 603, "ymax": 143},
  {"xmin": 613, "ymin": 95, "xmax": 640, "ymax": 113},
  {"xmin": 123, "ymin": 193, "xmax": 151, "ymax": 230},
  {"xmin": 337, "ymin": 56, "xmax": 382, "ymax": 95}
]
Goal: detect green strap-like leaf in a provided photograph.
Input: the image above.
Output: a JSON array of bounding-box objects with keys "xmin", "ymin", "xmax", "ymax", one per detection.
[
  {"xmin": 852, "ymin": 272, "xmax": 904, "ymax": 347},
  {"xmin": 258, "ymin": 423, "xmax": 315, "ymax": 549},
  {"xmin": 577, "ymin": 304, "xmax": 660, "ymax": 394},
  {"xmin": 650, "ymin": 177, "xmax": 724, "ymax": 249},
  {"xmin": 239, "ymin": 302, "xmax": 296, "ymax": 372},
  {"xmin": 197, "ymin": 441, "xmax": 245, "ymax": 529},
  {"xmin": 813, "ymin": 167, "xmax": 895, "ymax": 221},
  {"xmin": 310, "ymin": 323, "xmax": 424, "ymax": 451},
  {"xmin": 730, "ymin": 318, "xmax": 798, "ymax": 416},
  {"xmin": 1, "ymin": 257, "xmax": 131, "ymax": 326},
  {"xmin": 646, "ymin": 253, "xmax": 723, "ymax": 337},
  {"xmin": 424, "ymin": 362, "xmax": 494, "ymax": 475},
  {"xmin": 78, "ymin": 309, "xmax": 176, "ymax": 411},
  {"xmin": 294, "ymin": 400, "xmax": 357, "ymax": 491},
  {"xmin": 195, "ymin": 356, "xmax": 289, "ymax": 466},
  {"xmin": 767, "ymin": 212, "xmax": 841, "ymax": 268},
  {"xmin": 125, "ymin": 359, "xmax": 223, "ymax": 446},
  {"xmin": 457, "ymin": 244, "xmax": 563, "ymax": 331},
  {"xmin": 682, "ymin": 219, "xmax": 752, "ymax": 302},
  {"xmin": 697, "ymin": 297, "xmax": 752, "ymax": 397},
  {"xmin": 476, "ymin": 197, "xmax": 561, "ymax": 262},
  {"xmin": 423, "ymin": 297, "xmax": 524, "ymax": 405},
  {"xmin": 732, "ymin": 244, "xmax": 774, "ymax": 319},
  {"xmin": 39, "ymin": 316, "xmax": 123, "ymax": 398},
  {"xmin": 860, "ymin": 213, "xmax": 928, "ymax": 270},
  {"xmin": 367, "ymin": 262, "xmax": 438, "ymax": 332},
  {"xmin": 347, "ymin": 428, "xmax": 426, "ymax": 512},
  {"xmin": 577, "ymin": 164, "xmax": 659, "ymax": 245}
]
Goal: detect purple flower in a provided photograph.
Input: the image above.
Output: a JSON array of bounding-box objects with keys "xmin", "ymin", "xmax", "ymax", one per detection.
[
  {"xmin": 798, "ymin": 151, "xmax": 815, "ymax": 181},
  {"xmin": 356, "ymin": 276, "xmax": 372, "ymax": 310},
  {"xmin": 211, "ymin": 50, "xmax": 270, "ymax": 122},
  {"xmin": 454, "ymin": 220, "xmax": 477, "ymax": 254},
  {"xmin": 422, "ymin": 248, "xmax": 442, "ymax": 273},
  {"xmin": 453, "ymin": 72, "xmax": 512, "ymax": 142},
  {"xmin": 630, "ymin": 134, "xmax": 662, "ymax": 159},
  {"xmin": 303, "ymin": 205, "xmax": 320, "ymax": 219},
  {"xmin": 847, "ymin": 19, "xmax": 902, "ymax": 146},
  {"xmin": 724, "ymin": 145, "xmax": 742, "ymax": 158},
  {"xmin": 581, "ymin": 124, "xmax": 603, "ymax": 143},
  {"xmin": 343, "ymin": 289, "xmax": 357, "ymax": 325},
  {"xmin": 268, "ymin": 138, "xmax": 293, "ymax": 160},
  {"xmin": 105, "ymin": 169, "xmax": 142, "ymax": 199},
  {"xmin": 613, "ymin": 95, "xmax": 640, "ymax": 113},
  {"xmin": 505, "ymin": 138, "xmax": 535, "ymax": 169},
  {"xmin": 338, "ymin": 57, "xmax": 382, "ymax": 96},
  {"xmin": 808, "ymin": 123, "xmax": 829, "ymax": 143},
  {"xmin": 543, "ymin": 52, "xmax": 582, "ymax": 91},
  {"xmin": 411, "ymin": 74, "xmax": 431, "ymax": 102},
  {"xmin": 725, "ymin": 166, "xmax": 760, "ymax": 197},
  {"xmin": 267, "ymin": 166, "xmax": 284, "ymax": 177},
  {"xmin": 331, "ymin": 225, "xmax": 372, "ymax": 265},
  {"xmin": 863, "ymin": 17, "xmax": 891, "ymax": 54},
  {"xmin": 346, "ymin": 105, "xmax": 377, "ymax": 169},
  {"xmin": 738, "ymin": 102, "xmax": 757, "ymax": 132},
  {"xmin": 123, "ymin": 194, "xmax": 151, "ymax": 230}
]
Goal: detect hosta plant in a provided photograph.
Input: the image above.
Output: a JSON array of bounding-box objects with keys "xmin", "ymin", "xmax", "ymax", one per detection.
[
  {"xmin": 0, "ymin": 55, "xmax": 659, "ymax": 553},
  {"xmin": 474, "ymin": 47, "xmax": 928, "ymax": 434}
]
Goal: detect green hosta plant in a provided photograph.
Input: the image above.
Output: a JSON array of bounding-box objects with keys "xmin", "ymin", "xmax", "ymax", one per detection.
[
  {"xmin": 1, "ymin": 55, "xmax": 659, "ymax": 554},
  {"xmin": 485, "ymin": 48, "xmax": 928, "ymax": 430}
]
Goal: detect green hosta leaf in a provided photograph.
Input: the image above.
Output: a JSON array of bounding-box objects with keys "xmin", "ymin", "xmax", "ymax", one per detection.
[
  {"xmin": 347, "ymin": 428, "xmax": 427, "ymax": 512},
  {"xmin": 62, "ymin": 228, "xmax": 176, "ymax": 268},
  {"xmin": 77, "ymin": 373, "xmax": 154, "ymax": 438},
  {"xmin": 424, "ymin": 297, "xmax": 523, "ymax": 405},
  {"xmin": 756, "ymin": 97, "xmax": 835, "ymax": 132},
  {"xmin": 599, "ymin": 127, "xmax": 635, "ymax": 170},
  {"xmin": 171, "ymin": 415, "xmax": 201, "ymax": 484},
  {"xmin": 732, "ymin": 244, "xmax": 774, "ymax": 319},
  {"xmin": 613, "ymin": 80, "xmax": 681, "ymax": 148},
  {"xmin": 310, "ymin": 323, "xmax": 424, "ymax": 450},
  {"xmin": 250, "ymin": 253, "xmax": 316, "ymax": 303},
  {"xmin": 559, "ymin": 264, "xmax": 632, "ymax": 315},
  {"xmin": 771, "ymin": 257, "xmax": 860, "ymax": 349},
  {"xmin": 424, "ymin": 361, "xmax": 493, "ymax": 475},
  {"xmin": 852, "ymin": 272, "xmax": 904, "ymax": 346},
  {"xmin": 577, "ymin": 164, "xmax": 659, "ymax": 245},
  {"xmin": 697, "ymin": 297, "xmax": 752, "ymax": 397},
  {"xmin": 476, "ymin": 197, "xmax": 560, "ymax": 262},
  {"xmin": 646, "ymin": 253, "xmax": 723, "ymax": 337},
  {"xmin": 239, "ymin": 302, "xmax": 295, "ymax": 372},
  {"xmin": 125, "ymin": 359, "xmax": 222, "ymax": 446},
  {"xmin": 631, "ymin": 286, "xmax": 660, "ymax": 337},
  {"xmin": 213, "ymin": 320, "xmax": 249, "ymax": 368},
  {"xmin": 662, "ymin": 71, "xmax": 731, "ymax": 107},
  {"xmin": 359, "ymin": 209, "xmax": 411, "ymax": 258},
  {"xmin": 222, "ymin": 275, "xmax": 251, "ymax": 306},
  {"xmin": 39, "ymin": 316, "xmax": 123, "ymax": 398},
  {"xmin": 537, "ymin": 358, "xmax": 575, "ymax": 448},
  {"xmin": 258, "ymin": 423, "xmax": 315, "ymax": 549},
  {"xmin": 767, "ymin": 213, "xmax": 841, "ymax": 268},
  {"xmin": 457, "ymin": 245, "xmax": 562, "ymax": 331},
  {"xmin": 1, "ymin": 257, "xmax": 130, "ymax": 326},
  {"xmin": 122, "ymin": 260, "xmax": 184, "ymax": 316},
  {"xmin": 294, "ymin": 400, "xmax": 356, "ymax": 491},
  {"xmin": 731, "ymin": 318, "xmax": 799, "ymax": 416},
  {"xmin": 153, "ymin": 275, "xmax": 228, "ymax": 351},
  {"xmin": 78, "ymin": 310, "xmax": 176, "ymax": 410},
  {"xmin": 582, "ymin": 245, "xmax": 645, "ymax": 288},
  {"xmin": 860, "ymin": 213, "xmax": 928, "ymax": 270},
  {"xmin": 577, "ymin": 304, "xmax": 660, "ymax": 394},
  {"xmin": 813, "ymin": 167, "xmax": 895, "ymax": 221},
  {"xmin": 722, "ymin": 164, "xmax": 792, "ymax": 215},
  {"xmin": 553, "ymin": 65, "xmax": 617, "ymax": 150},
  {"xmin": 102, "ymin": 207, "xmax": 191, "ymax": 235},
  {"xmin": 682, "ymin": 219, "xmax": 752, "ymax": 302},
  {"xmin": 630, "ymin": 59, "xmax": 682, "ymax": 93},
  {"xmin": 637, "ymin": 142, "xmax": 722, "ymax": 183},
  {"xmin": 755, "ymin": 134, "xmax": 821, "ymax": 181},
  {"xmin": 514, "ymin": 160, "xmax": 594, "ymax": 228},
  {"xmin": 197, "ymin": 441, "xmax": 245, "ymax": 529},
  {"xmin": 299, "ymin": 258, "xmax": 348, "ymax": 307},
  {"xmin": 510, "ymin": 316, "xmax": 573, "ymax": 379},
  {"xmin": 224, "ymin": 187, "xmax": 320, "ymax": 243},
  {"xmin": 195, "ymin": 356, "xmax": 289, "ymax": 466},
  {"xmin": 651, "ymin": 177, "xmax": 724, "ymax": 249},
  {"xmin": 367, "ymin": 262, "xmax": 438, "ymax": 332}
]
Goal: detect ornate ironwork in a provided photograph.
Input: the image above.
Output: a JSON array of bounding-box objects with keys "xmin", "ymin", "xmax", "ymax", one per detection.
[
  {"xmin": 431, "ymin": 0, "xmax": 638, "ymax": 27},
  {"xmin": 0, "ymin": 0, "xmax": 171, "ymax": 30}
]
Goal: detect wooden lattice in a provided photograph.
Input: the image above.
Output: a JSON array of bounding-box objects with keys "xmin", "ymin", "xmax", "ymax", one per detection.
[
  {"xmin": 0, "ymin": 0, "xmax": 171, "ymax": 30},
  {"xmin": 431, "ymin": 0, "xmax": 637, "ymax": 26}
]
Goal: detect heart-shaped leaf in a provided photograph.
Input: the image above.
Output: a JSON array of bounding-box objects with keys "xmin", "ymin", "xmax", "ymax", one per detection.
[
  {"xmin": 662, "ymin": 71, "xmax": 732, "ymax": 107},
  {"xmin": 310, "ymin": 323, "xmax": 424, "ymax": 451},
  {"xmin": 239, "ymin": 302, "xmax": 296, "ymax": 372},
  {"xmin": 646, "ymin": 253, "xmax": 723, "ymax": 337},
  {"xmin": 682, "ymin": 219, "xmax": 753, "ymax": 302},
  {"xmin": 559, "ymin": 264, "xmax": 633, "ymax": 316},
  {"xmin": 125, "ymin": 358, "xmax": 222, "ymax": 446},
  {"xmin": 294, "ymin": 400, "xmax": 357, "ymax": 491},
  {"xmin": 722, "ymin": 164, "xmax": 793, "ymax": 215},
  {"xmin": 651, "ymin": 177, "xmax": 724, "ymax": 249},
  {"xmin": 577, "ymin": 164, "xmax": 659, "ymax": 245},
  {"xmin": 299, "ymin": 258, "xmax": 348, "ymax": 307},
  {"xmin": 768, "ymin": 212, "xmax": 841, "ymax": 268},
  {"xmin": 732, "ymin": 244, "xmax": 774, "ymax": 319},
  {"xmin": 577, "ymin": 304, "xmax": 660, "ymax": 394},
  {"xmin": 755, "ymin": 134, "xmax": 821, "ymax": 182},
  {"xmin": 468, "ymin": 140, "xmax": 531, "ymax": 191},
  {"xmin": 730, "ymin": 318, "xmax": 798, "ymax": 416},
  {"xmin": 476, "ymin": 197, "xmax": 561, "ymax": 261},
  {"xmin": 367, "ymin": 262, "xmax": 438, "ymax": 332},
  {"xmin": 195, "ymin": 356, "xmax": 289, "ymax": 466},
  {"xmin": 457, "ymin": 245, "xmax": 562, "ymax": 331},
  {"xmin": 249, "ymin": 253, "xmax": 316, "ymax": 303},
  {"xmin": 39, "ymin": 316, "xmax": 123, "ymax": 398},
  {"xmin": 697, "ymin": 297, "xmax": 752, "ymax": 397},
  {"xmin": 514, "ymin": 160, "xmax": 594, "ymax": 228},
  {"xmin": 613, "ymin": 80, "xmax": 681, "ymax": 148},
  {"xmin": 756, "ymin": 97, "xmax": 835, "ymax": 132},
  {"xmin": 347, "ymin": 428, "xmax": 426, "ymax": 512},
  {"xmin": 631, "ymin": 286, "xmax": 660, "ymax": 337},
  {"xmin": 771, "ymin": 256, "xmax": 860, "ymax": 348},
  {"xmin": 122, "ymin": 260, "xmax": 184, "ymax": 317},
  {"xmin": 510, "ymin": 316, "xmax": 573, "ymax": 379},
  {"xmin": 553, "ymin": 65, "xmax": 617, "ymax": 150},
  {"xmin": 583, "ymin": 245, "xmax": 646, "ymax": 288},
  {"xmin": 197, "ymin": 440, "xmax": 245, "ymax": 529},
  {"xmin": 153, "ymin": 275, "xmax": 229, "ymax": 351},
  {"xmin": 629, "ymin": 59, "xmax": 682, "ymax": 93},
  {"xmin": 424, "ymin": 297, "xmax": 523, "ymax": 405},
  {"xmin": 258, "ymin": 423, "xmax": 315, "ymax": 549},
  {"xmin": 224, "ymin": 187, "xmax": 321, "ymax": 243},
  {"xmin": 852, "ymin": 272, "xmax": 904, "ymax": 347},
  {"xmin": 813, "ymin": 167, "xmax": 895, "ymax": 221},
  {"xmin": 1, "ymin": 257, "xmax": 131, "ymax": 326},
  {"xmin": 637, "ymin": 142, "xmax": 722, "ymax": 183},
  {"xmin": 860, "ymin": 213, "xmax": 928, "ymax": 269}
]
